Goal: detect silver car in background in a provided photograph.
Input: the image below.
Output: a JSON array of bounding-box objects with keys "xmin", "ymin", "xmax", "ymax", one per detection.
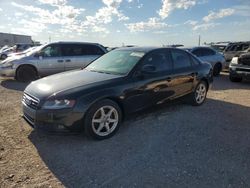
[
  {"xmin": 0, "ymin": 42, "xmax": 107, "ymax": 82},
  {"xmin": 184, "ymin": 46, "xmax": 226, "ymax": 76}
]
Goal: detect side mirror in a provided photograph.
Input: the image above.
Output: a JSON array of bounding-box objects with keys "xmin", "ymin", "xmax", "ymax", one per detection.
[{"xmin": 141, "ymin": 64, "xmax": 157, "ymax": 74}]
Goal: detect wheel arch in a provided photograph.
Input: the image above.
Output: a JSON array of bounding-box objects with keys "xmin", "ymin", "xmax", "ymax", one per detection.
[
  {"xmin": 15, "ymin": 64, "xmax": 38, "ymax": 78},
  {"xmin": 200, "ymin": 78, "xmax": 209, "ymax": 91}
]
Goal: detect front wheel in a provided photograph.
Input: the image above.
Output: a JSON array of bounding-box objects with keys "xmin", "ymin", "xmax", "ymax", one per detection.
[
  {"xmin": 189, "ymin": 81, "xmax": 208, "ymax": 106},
  {"xmin": 16, "ymin": 65, "xmax": 38, "ymax": 82},
  {"xmin": 84, "ymin": 99, "xmax": 122, "ymax": 140}
]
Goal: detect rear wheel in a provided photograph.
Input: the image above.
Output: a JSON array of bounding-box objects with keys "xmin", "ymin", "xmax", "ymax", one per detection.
[
  {"xmin": 189, "ymin": 81, "xmax": 208, "ymax": 106},
  {"xmin": 84, "ymin": 99, "xmax": 122, "ymax": 140},
  {"xmin": 229, "ymin": 74, "xmax": 242, "ymax": 82},
  {"xmin": 16, "ymin": 65, "xmax": 38, "ymax": 82},
  {"xmin": 213, "ymin": 63, "xmax": 221, "ymax": 76}
]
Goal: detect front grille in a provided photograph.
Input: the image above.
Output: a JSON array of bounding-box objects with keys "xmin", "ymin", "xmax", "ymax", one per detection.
[
  {"xmin": 23, "ymin": 113, "xmax": 35, "ymax": 127},
  {"xmin": 239, "ymin": 58, "xmax": 250, "ymax": 66},
  {"xmin": 22, "ymin": 93, "xmax": 40, "ymax": 110}
]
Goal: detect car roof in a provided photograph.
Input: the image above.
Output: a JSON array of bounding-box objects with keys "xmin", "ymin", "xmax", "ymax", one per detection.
[
  {"xmin": 180, "ymin": 46, "xmax": 215, "ymax": 51},
  {"xmin": 115, "ymin": 46, "xmax": 179, "ymax": 53},
  {"xmin": 51, "ymin": 41, "xmax": 102, "ymax": 46}
]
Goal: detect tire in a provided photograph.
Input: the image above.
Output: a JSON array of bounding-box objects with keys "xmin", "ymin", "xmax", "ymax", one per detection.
[
  {"xmin": 1, "ymin": 54, "xmax": 7, "ymax": 60},
  {"xmin": 84, "ymin": 99, "xmax": 122, "ymax": 140},
  {"xmin": 213, "ymin": 63, "xmax": 221, "ymax": 76},
  {"xmin": 189, "ymin": 81, "xmax": 208, "ymax": 106},
  {"xmin": 16, "ymin": 65, "xmax": 38, "ymax": 82},
  {"xmin": 229, "ymin": 74, "xmax": 242, "ymax": 82}
]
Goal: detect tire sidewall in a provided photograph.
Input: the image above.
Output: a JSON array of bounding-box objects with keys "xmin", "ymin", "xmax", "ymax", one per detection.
[
  {"xmin": 84, "ymin": 99, "xmax": 122, "ymax": 140},
  {"xmin": 16, "ymin": 65, "xmax": 37, "ymax": 82}
]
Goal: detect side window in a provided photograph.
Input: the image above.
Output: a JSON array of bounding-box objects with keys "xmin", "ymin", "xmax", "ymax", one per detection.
[
  {"xmin": 192, "ymin": 49, "xmax": 203, "ymax": 57},
  {"xmin": 81, "ymin": 45, "xmax": 105, "ymax": 55},
  {"xmin": 41, "ymin": 45, "xmax": 61, "ymax": 57},
  {"xmin": 171, "ymin": 49, "xmax": 192, "ymax": 69},
  {"xmin": 203, "ymin": 48, "xmax": 216, "ymax": 56},
  {"xmin": 62, "ymin": 44, "xmax": 82, "ymax": 56},
  {"xmin": 142, "ymin": 50, "xmax": 172, "ymax": 72}
]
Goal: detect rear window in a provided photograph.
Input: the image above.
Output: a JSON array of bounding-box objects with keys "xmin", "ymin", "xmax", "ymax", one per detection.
[{"xmin": 171, "ymin": 49, "xmax": 192, "ymax": 69}]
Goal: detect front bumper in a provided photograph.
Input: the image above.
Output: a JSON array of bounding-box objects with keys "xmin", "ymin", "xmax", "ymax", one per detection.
[
  {"xmin": 22, "ymin": 102, "xmax": 84, "ymax": 132},
  {"xmin": 0, "ymin": 66, "xmax": 15, "ymax": 77},
  {"xmin": 229, "ymin": 64, "xmax": 250, "ymax": 78}
]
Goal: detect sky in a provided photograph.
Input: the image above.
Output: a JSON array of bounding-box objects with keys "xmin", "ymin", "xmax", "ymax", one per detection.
[{"xmin": 0, "ymin": 0, "xmax": 249, "ymax": 47}]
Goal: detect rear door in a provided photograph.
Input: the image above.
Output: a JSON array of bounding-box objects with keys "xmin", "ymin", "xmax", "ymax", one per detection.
[
  {"xmin": 63, "ymin": 44, "xmax": 105, "ymax": 71},
  {"xmin": 170, "ymin": 49, "xmax": 196, "ymax": 96},
  {"xmin": 37, "ymin": 44, "xmax": 65, "ymax": 76}
]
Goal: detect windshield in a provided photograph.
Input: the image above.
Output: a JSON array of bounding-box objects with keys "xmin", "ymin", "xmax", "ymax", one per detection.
[
  {"xmin": 86, "ymin": 50, "xmax": 145, "ymax": 75},
  {"xmin": 26, "ymin": 44, "xmax": 45, "ymax": 56}
]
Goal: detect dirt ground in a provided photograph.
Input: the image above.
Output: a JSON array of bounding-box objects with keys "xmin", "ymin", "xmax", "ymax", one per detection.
[{"xmin": 0, "ymin": 73, "xmax": 250, "ymax": 188}]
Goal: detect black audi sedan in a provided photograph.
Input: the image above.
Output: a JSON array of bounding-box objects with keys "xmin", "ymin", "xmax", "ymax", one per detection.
[{"xmin": 22, "ymin": 47, "xmax": 213, "ymax": 139}]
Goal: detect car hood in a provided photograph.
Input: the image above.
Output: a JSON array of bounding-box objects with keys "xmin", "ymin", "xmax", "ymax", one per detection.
[{"xmin": 24, "ymin": 69, "xmax": 123, "ymax": 99}]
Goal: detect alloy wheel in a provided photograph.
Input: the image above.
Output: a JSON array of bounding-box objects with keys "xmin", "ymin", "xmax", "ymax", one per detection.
[
  {"xmin": 195, "ymin": 83, "xmax": 207, "ymax": 104},
  {"xmin": 91, "ymin": 105, "xmax": 119, "ymax": 137}
]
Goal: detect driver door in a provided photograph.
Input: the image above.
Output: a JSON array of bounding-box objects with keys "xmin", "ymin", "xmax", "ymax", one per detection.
[
  {"xmin": 124, "ymin": 49, "xmax": 174, "ymax": 112},
  {"xmin": 37, "ymin": 44, "xmax": 65, "ymax": 76}
]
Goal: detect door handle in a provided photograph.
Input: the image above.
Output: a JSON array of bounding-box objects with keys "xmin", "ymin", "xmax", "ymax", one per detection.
[
  {"xmin": 57, "ymin": 60, "xmax": 64, "ymax": 63},
  {"xmin": 65, "ymin": 59, "xmax": 71, "ymax": 62}
]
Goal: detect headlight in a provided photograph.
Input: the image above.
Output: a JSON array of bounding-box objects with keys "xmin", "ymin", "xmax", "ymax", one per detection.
[
  {"xmin": 42, "ymin": 99, "xmax": 76, "ymax": 110},
  {"xmin": 231, "ymin": 57, "xmax": 238, "ymax": 65}
]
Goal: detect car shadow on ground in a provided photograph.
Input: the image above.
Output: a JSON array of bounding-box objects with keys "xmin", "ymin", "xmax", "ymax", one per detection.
[
  {"xmin": 28, "ymin": 98, "xmax": 250, "ymax": 188},
  {"xmin": 212, "ymin": 72, "xmax": 250, "ymax": 91},
  {"xmin": 0, "ymin": 79, "xmax": 29, "ymax": 91}
]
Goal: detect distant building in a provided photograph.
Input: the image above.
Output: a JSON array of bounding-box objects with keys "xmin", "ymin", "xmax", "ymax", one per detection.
[{"xmin": 0, "ymin": 32, "xmax": 33, "ymax": 47}]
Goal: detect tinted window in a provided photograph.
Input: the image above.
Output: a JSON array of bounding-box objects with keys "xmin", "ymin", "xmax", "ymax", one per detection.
[
  {"xmin": 82, "ymin": 45, "xmax": 105, "ymax": 55},
  {"xmin": 192, "ymin": 49, "xmax": 203, "ymax": 57},
  {"xmin": 142, "ymin": 50, "xmax": 172, "ymax": 72},
  {"xmin": 171, "ymin": 49, "xmax": 191, "ymax": 69},
  {"xmin": 192, "ymin": 48, "xmax": 215, "ymax": 57},
  {"xmin": 203, "ymin": 48, "xmax": 216, "ymax": 56},
  {"xmin": 41, "ymin": 44, "xmax": 61, "ymax": 57},
  {"xmin": 63, "ymin": 44, "xmax": 82, "ymax": 56}
]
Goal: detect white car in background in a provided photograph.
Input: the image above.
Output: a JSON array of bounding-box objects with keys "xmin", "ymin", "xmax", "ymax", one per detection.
[
  {"xmin": 0, "ymin": 47, "xmax": 15, "ymax": 60},
  {"xmin": 7, "ymin": 46, "xmax": 38, "ymax": 58}
]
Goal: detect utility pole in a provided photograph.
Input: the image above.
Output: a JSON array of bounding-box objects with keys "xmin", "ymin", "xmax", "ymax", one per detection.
[{"xmin": 198, "ymin": 35, "xmax": 201, "ymax": 46}]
